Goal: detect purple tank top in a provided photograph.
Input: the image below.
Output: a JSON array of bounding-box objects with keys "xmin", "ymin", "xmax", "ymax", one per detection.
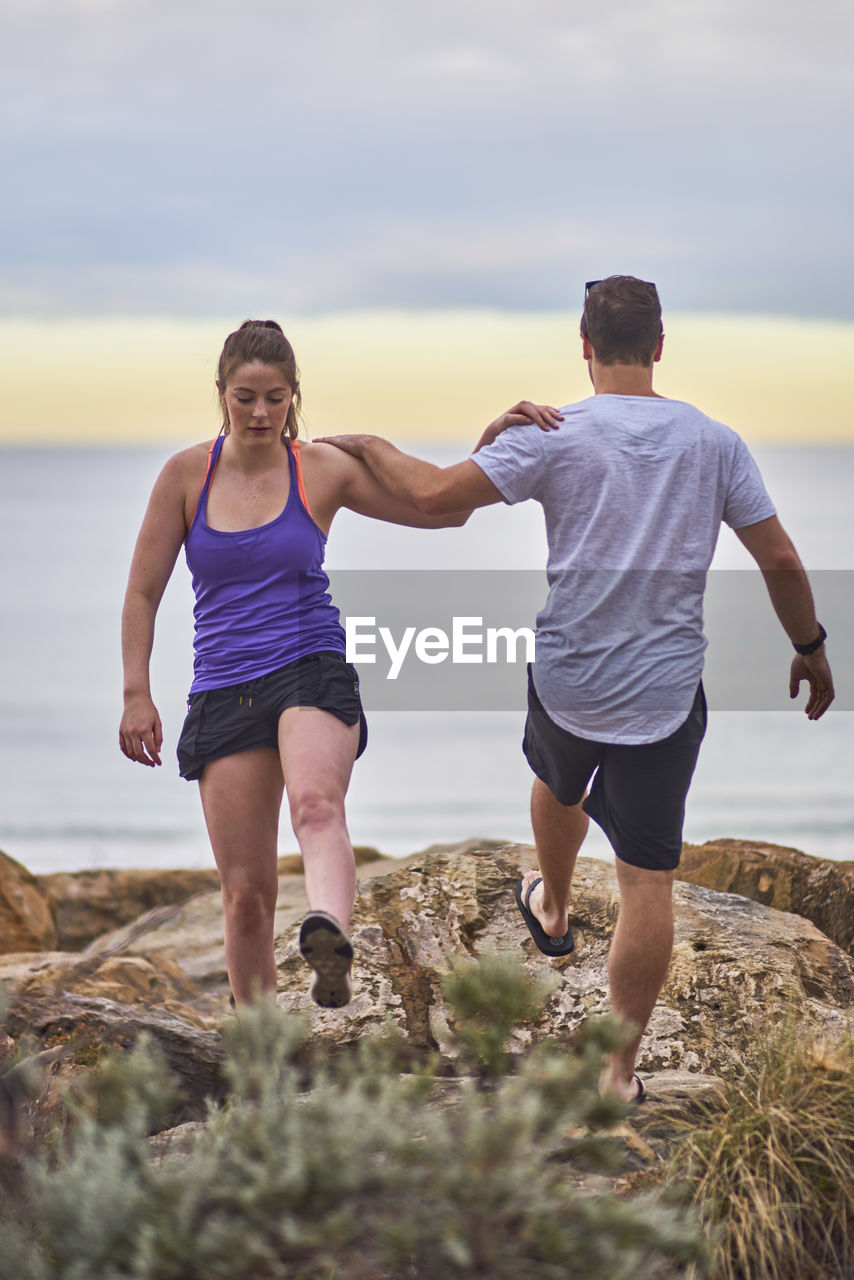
[{"xmin": 184, "ymin": 435, "xmax": 345, "ymax": 693}]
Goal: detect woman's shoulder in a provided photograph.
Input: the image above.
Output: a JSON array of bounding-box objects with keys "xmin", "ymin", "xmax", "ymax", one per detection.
[
  {"xmin": 145, "ymin": 441, "xmax": 219, "ymax": 516},
  {"xmin": 158, "ymin": 439, "xmax": 218, "ymax": 484},
  {"xmin": 297, "ymin": 437, "xmax": 353, "ymax": 476}
]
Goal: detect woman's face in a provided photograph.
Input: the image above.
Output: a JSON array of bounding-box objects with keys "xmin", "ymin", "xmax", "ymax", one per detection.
[{"xmin": 220, "ymin": 361, "xmax": 293, "ymax": 442}]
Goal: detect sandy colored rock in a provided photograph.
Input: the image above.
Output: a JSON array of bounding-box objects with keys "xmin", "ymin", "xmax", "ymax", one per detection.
[
  {"xmin": 66, "ymin": 840, "xmax": 854, "ymax": 1074},
  {"xmin": 36, "ymin": 866, "xmax": 222, "ymax": 952},
  {"xmin": 51, "ymin": 841, "xmax": 854, "ymax": 1081},
  {"xmin": 9, "ymin": 952, "xmax": 215, "ymax": 1025},
  {"xmin": 75, "ymin": 849, "xmax": 390, "ymax": 981},
  {"xmin": 0, "ymin": 849, "xmax": 58, "ymax": 954},
  {"xmin": 5, "ymin": 838, "xmax": 854, "ymax": 1147},
  {"xmin": 269, "ymin": 845, "xmax": 854, "ymax": 1078},
  {"xmin": 0, "ymin": 951, "xmax": 76, "ymax": 996},
  {"xmin": 84, "ymin": 869, "xmax": 310, "ymax": 991},
  {"xmin": 36, "ymin": 849, "xmax": 387, "ymax": 954},
  {"xmin": 3, "ymin": 993, "xmax": 227, "ymax": 1135},
  {"xmin": 677, "ymin": 838, "xmax": 854, "ymax": 956}
]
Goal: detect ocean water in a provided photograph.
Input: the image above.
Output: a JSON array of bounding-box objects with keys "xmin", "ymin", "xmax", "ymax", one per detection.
[{"xmin": 0, "ymin": 442, "xmax": 851, "ymax": 875}]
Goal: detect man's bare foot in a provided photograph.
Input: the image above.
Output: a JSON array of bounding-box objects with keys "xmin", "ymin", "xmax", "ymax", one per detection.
[{"xmin": 518, "ymin": 868, "xmax": 570, "ymax": 939}]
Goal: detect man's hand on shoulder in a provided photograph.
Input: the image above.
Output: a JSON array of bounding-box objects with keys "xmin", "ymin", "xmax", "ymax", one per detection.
[
  {"xmin": 313, "ymin": 434, "xmax": 375, "ymax": 458},
  {"xmin": 473, "ymin": 401, "xmax": 564, "ymax": 453}
]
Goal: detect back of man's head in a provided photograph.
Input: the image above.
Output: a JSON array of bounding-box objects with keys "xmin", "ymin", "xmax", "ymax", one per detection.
[{"xmin": 581, "ymin": 276, "xmax": 662, "ymax": 366}]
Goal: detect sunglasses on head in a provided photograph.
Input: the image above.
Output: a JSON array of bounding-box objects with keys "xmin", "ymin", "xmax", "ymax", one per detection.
[{"xmin": 584, "ymin": 278, "xmax": 657, "ymax": 300}]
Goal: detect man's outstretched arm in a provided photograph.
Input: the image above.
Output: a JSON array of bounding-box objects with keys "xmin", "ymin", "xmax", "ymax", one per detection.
[
  {"xmin": 316, "ymin": 400, "xmax": 562, "ymax": 516},
  {"xmin": 735, "ymin": 515, "xmax": 834, "ymax": 720}
]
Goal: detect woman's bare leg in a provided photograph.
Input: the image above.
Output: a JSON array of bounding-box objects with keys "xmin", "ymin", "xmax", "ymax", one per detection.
[
  {"xmin": 198, "ymin": 748, "xmax": 283, "ymax": 1005},
  {"xmin": 278, "ymin": 708, "xmax": 359, "ymax": 931}
]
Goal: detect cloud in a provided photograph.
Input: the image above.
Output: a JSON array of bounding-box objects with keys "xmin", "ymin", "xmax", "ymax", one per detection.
[{"xmin": 1, "ymin": 0, "xmax": 852, "ymax": 317}]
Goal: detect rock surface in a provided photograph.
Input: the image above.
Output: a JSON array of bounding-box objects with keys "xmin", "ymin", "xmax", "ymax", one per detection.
[
  {"xmin": 3, "ymin": 838, "xmax": 854, "ymax": 1154},
  {"xmin": 271, "ymin": 846, "xmax": 854, "ymax": 1078},
  {"xmin": 4, "ymin": 993, "xmax": 227, "ymax": 1136},
  {"xmin": 4, "ymin": 951, "xmax": 210, "ymax": 1021},
  {"xmin": 676, "ymin": 838, "xmax": 854, "ymax": 956},
  {"xmin": 36, "ymin": 866, "xmax": 221, "ymax": 952},
  {"xmin": 36, "ymin": 847, "xmax": 386, "ymax": 953},
  {"xmin": 0, "ymin": 850, "xmax": 58, "ymax": 954}
]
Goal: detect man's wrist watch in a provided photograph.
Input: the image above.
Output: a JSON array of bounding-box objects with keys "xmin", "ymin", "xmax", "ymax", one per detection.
[{"xmin": 793, "ymin": 624, "xmax": 827, "ymax": 655}]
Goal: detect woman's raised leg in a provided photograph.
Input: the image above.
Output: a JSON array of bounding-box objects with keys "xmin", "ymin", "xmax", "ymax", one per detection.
[
  {"xmin": 278, "ymin": 707, "xmax": 360, "ymax": 931},
  {"xmin": 198, "ymin": 748, "xmax": 284, "ymax": 1005}
]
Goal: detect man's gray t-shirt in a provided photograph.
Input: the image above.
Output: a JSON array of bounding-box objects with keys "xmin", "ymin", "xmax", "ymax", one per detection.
[{"xmin": 471, "ymin": 395, "xmax": 776, "ymax": 744}]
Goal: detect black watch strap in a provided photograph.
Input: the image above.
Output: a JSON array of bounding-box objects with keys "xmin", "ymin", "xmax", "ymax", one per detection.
[{"xmin": 794, "ymin": 623, "xmax": 827, "ymax": 656}]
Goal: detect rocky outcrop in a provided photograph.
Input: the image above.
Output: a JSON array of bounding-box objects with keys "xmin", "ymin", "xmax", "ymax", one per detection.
[
  {"xmin": 3, "ymin": 993, "xmax": 227, "ymax": 1136},
  {"xmin": 0, "ymin": 850, "xmax": 58, "ymax": 954},
  {"xmin": 676, "ymin": 838, "xmax": 854, "ymax": 957},
  {"xmin": 35, "ymin": 866, "xmax": 222, "ymax": 952},
  {"xmin": 269, "ymin": 846, "xmax": 854, "ymax": 1079},
  {"xmin": 3, "ymin": 951, "xmax": 209, "ymax": 1020},
  {"xmin": 81, "ymin": 867, "xmax": 303, "ymax": 991},
  {"xmin": 35, "ymin": 846, "xmax": 386, "ymax": 952},
  {"xmin": 3, "ymin": 839, "xmax": 853, "ymax": 1150}
]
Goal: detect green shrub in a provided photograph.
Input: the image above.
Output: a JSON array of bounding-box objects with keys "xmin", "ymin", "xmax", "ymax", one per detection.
[
  {"xmin": 1, "ymin": 955, "xmax": 707, "ymax": 1279},
  {"xmin": 669, "ymin": 1021, "xmax": 854, "ymax": 1280},
  {"xmin": 441, "ymin": 949, "xmax": 559, "ymax": 1078}
]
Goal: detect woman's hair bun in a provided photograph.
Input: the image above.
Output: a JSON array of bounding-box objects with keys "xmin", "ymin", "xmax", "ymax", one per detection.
[{"xmin": 238, "ymin": 319, "xmax": 284, "ymax": 335}]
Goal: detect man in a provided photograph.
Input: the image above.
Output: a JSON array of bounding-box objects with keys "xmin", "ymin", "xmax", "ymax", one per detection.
[{"xmin": 320, "ymin": 276, "xmax": 834, "ymax": 1102}]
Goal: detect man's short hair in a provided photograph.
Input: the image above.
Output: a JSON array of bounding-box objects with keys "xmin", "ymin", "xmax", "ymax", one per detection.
[{"xmin": 581, "ymin": 276, "xmax": 663, "ymax": 366}]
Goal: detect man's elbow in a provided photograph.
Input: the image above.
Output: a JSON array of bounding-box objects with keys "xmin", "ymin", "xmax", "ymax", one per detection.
[
  {"xmin": 436, "ymin": 508, "xmax": 471, "ymax": 527},
  {"xmin": 413, "ymin": 482, "xmax": 458, "ymax": 517},
  {"xmin": 758, "ymin": 544, "xmax": 803, "ymax": 572},
  {"xmin": 737, "ymin": 518, "xmax": 804, "ymax": 572}
]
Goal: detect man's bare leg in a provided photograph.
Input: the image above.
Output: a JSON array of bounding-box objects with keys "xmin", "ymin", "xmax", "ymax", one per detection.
[
  {"xmin": 519, "ymin": 777, "xmax": 589, "ymax": 938},
  {"xmin": 521, "ymin": 779, "xmax": 675, "ymax": 1101},
  {"xmin": 602, "ymin": 859, "xmax": 675, "ymax": 1101}
]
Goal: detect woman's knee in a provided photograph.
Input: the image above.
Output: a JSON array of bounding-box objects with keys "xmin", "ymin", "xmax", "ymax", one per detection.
[
  {"xmin": 288, "ymin": 784, "xmax": 346, "ymax": 836},
  {"xmin": 220, "ymin": 877, "xmax": 277, "ymax": 932}
]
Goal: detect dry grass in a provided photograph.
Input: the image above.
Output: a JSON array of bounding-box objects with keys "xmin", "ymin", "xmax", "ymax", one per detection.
[{"xmin": 671, "ymin": 1022, "xmax": 854, "ymax": 1280}]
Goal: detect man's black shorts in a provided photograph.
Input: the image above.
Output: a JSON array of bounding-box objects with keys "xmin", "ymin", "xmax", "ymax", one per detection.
[
  {"xmin": 522, "ymin": 667, "xmax": 707, "ymax": 872},
  {"xmin": 177, "ymin": 651, "xmax": 367, "ymax": 782}
]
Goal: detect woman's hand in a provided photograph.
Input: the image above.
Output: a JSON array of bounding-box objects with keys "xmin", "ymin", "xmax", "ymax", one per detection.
[
  {"xmin": 119, "ymin": 695, "xmax": 164, "ymax": 766},
  {"xmin": 472, "ymin": 401, "xmax": 564, "ymax": 453}
]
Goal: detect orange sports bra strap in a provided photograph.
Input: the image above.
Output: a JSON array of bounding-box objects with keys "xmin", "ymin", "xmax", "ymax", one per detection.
[
  {"xmin": 189, "ymin": 437, "xmax": 222, "ymax": 531},
  {"xmin": 289, "ymin": 439, "xmax": 314, "ymax": 518}
]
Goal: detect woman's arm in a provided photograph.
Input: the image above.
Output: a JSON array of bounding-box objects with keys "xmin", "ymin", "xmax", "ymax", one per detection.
[{"xmin": 119, "ymin": 449, "xmax": 200, "ymax": 765}]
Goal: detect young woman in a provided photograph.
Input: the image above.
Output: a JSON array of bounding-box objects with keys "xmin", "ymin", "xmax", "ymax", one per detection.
[{"xmin": 119, "ymin": 319, "xmax": 557, "ymax": 1009}]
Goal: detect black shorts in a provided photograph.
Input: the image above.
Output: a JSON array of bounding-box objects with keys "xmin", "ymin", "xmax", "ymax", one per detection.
[
  {"xmin": 177, "ymin": 651, "xmax": 367, "ymax": 782},
  {"xmin": 522, "ymin": 667, "xmax": 707, "ymax": 872}
]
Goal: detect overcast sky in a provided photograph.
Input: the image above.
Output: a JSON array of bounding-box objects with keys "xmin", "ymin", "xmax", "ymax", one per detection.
[{"xmin": 2, "ymin": 0, "xmax": 852, "ymax": 319}]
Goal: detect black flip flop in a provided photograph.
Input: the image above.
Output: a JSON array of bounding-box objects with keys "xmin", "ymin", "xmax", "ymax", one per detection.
[
  {"xmin": 599, "ymin": 1071, "xmax": 648, "ymax": 1106},
  {"xmin": 299, "ymin": 911, "xmax": 354, "ymax": 1008},
  {"xmin": 632, "ymin": 1074, "xmax": 647, "ymax": 1106},
  {"xmin": 515, "ymin": 876, "xmax": 575, "ymax": 957}
]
